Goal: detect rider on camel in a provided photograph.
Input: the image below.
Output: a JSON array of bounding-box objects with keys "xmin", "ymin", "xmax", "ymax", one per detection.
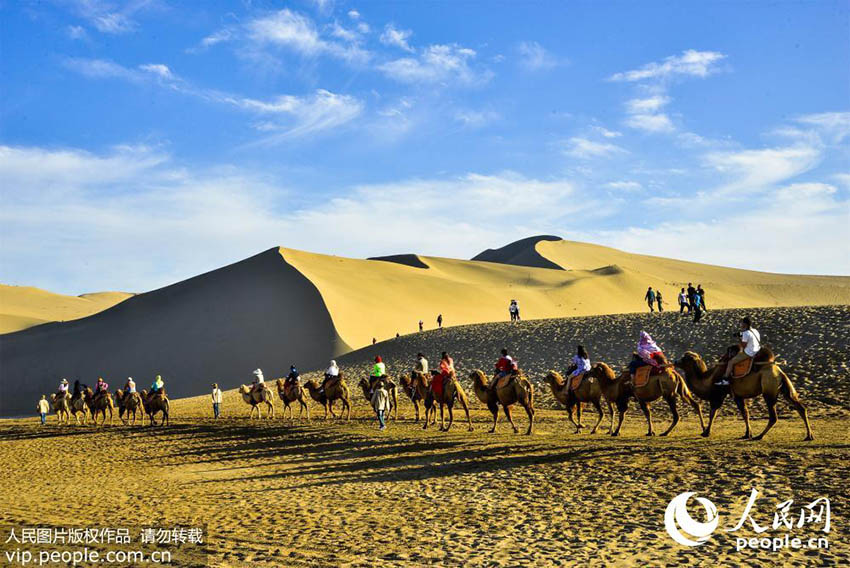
[
  {"xmin": 319, "ymin": 360, "xmax": 339, "ymax": 394},
  {"xmin": 285, "ymin": 365, "xmax": 300, "ymax": 391},
  {"xmin": 432, "ymin": 352, "xmax": 454, "ymax": 398},
  {"xmin": 56, "ymin": 378, "xmax": 69, "ymax": 400},
  {"xmin": 250, "ymin": 369, "xmax": 265, "ymax": 394},
  {"xmin": 150, "ymin": 375, "xmax": 165, "ymax": 397},
  {"xmin": 718, "ymin": 316, "xmax": 761, "ymax": 386},
  {"xmin": 490, "ymin": 348, "xmax": 517, "ymax": 390},
  {"xmin": 567, "ymin": 345, "xmax": 591, "ymax": 383},
  {"xmin": 93, "ymin": 377, "xmax": 109, "ymax": 398}
]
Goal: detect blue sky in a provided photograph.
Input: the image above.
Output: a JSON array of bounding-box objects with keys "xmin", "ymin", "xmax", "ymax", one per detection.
[{"xmin": 1, "ymin": 0, "xmax": 849, "ymax": 294}]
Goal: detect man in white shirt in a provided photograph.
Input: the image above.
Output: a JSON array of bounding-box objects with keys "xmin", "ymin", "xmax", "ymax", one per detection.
[
  {"xmin": 211, "ymin": 383, "xmax": 223, "ymax": 418},
  {"xmin": 719, "ymin": 316, "xmax": 761, "ymax": 384}
]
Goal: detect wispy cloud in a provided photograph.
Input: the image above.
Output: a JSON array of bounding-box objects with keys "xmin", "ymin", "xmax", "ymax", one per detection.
[
  {"xmin": 516, "ymin": 41, "xmax": 559, "ymax": 71},
  {"xmin": 609, "ymin": 49, "xmax": 726, "ymax": 82},
  {"xmin": 66, "ymin": 0, "xmax": 158, "ymax": 35},
  {"xmin": 562, "ymin": 137, "xmax": 627, "ymax": 160},
  {"xmin": 605, "ymin": 180, "xmax": 643, "ymax": 192},
  {"xmin": 64, "ymin": 58, "xmax": 364, "ymax": 142},
  {"xmin": 378, "ymin": 44, "xmax": 493, "ymax": 86},
  {"xmin": 454, "ymin": 109, "xmax": 500, "ymax": 128},
  {"xmin": 379, "ymin": 23, "xmax": 414, "ymax": 52}
]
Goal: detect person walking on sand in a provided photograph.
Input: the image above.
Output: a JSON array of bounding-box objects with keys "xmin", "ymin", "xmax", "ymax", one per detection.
[
  {"xmin": 697, "ymin": 284, "xmax": 708, "ymax": 311},
  {"xmin": 687, "ymin": 283, "xmax": 697, "ymax": 311},
  {"xmin": 211, "ymin": 383, "xmax": 222, "ymax": 419},
  {"xmin": 656, "ymin": 290, "xmax": 664, "ymax": 312},
  {"xmin": 371, "ymin": 382, "xmax": 390, "ymax": 431},
  {"xmin": 644, "ymin": 287, "xmax": 656, "ymax": 312},
  {"xmin": 37, "ymin": 395, "xmax": 49, "ymax": 425},
  {"xmin": 509, "ymin": 300, "xmax": 521, "ymax": 322},
  {"xmin": 678, "ymin": 288, "xmax": 689, "ymax": 314},
  {"xmin": 437, "ymin": 314, "xmax": 443, "ymax": 329},
  {"xmin": 419, "ymin": 319, "xmax": 423, "ymax": 332},
  {"xmin": 692, "ymin": 292, "xmax": 703, "ymax": 323}
]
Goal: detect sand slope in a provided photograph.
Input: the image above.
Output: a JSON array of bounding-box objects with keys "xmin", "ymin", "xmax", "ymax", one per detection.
[
  {"xmin": 0, "ymin": 285, "xmax": 132, "ymax": 333},
  {"xmin": 2, "ymin": 237, "xmax": 848, "ymax": 417}
]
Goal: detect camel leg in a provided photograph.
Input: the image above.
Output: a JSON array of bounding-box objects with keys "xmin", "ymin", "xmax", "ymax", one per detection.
[
  {"xmin": 660, "ymin": 395, "xmax": 679, "ymax": 437},
  {"xmin": 590, "ymin": 399, "xmax": 603, "ymax": 434},
  {"xmin": 612, "ymin": 401, "xmax": 628, "ymax": 436},
  {"xmin": 345, "ymin": 398, "xmax": 351, "ymax": 421},
  {"xmin": 109, "ymin": 406, "xmax": 113, "ymax": 426},
  {"xmin": 703, "ymin": 401, "xmax": 721, "ymax": 438},
  {"xmin": 446, "ymin": 404, "xmax": 455, "ymax": 432},
  {"xmin": 322, "ymin": 403, "xmax": 329, "ymax": 420},
  {"xmin": 606, "ymin": 401, "xmax": 614, "ymax": 434},
  {"xmin": 423, "ymin": 404, "xmax": 431, "ymax": 430},
  {"xmin": 567, "ymin": 401, "xmax": 581, "ymax": 433},
  {"xmin": 576, "ymin": 402, "xmax": 584, "ymax": 429},
  {"xmin": 638, "ymin": 399, "xmax": 654, "ymax": 436},
  {"xmin": 413, "ymin": 399, "xmax": 420, "ymax": 422},
  {"xmin": 779, "ymin": 371, "xmax": 814, "ymax": 441},
  {"xmin": 439, "ymin": 404, "xmax": 446, "ymax": 431},
  {"xmin": 753, "ymin": 393, "xmax": 779, "ymax": 441},
  {"xmin": 523, "ymin": 402, "xmax": 534, "ymax": 435},
  {"xmin": 734, "ymin": 396, "xmax": 752, "ymax": 439},
  {"xmin": 489, "ymin": 404, "xmax": 499, "ymax": 433},
  {"xmin": 504, "ymin": 405, "xmax": 519, "ymax": 434},
  {"xmin": 458, "ymin": 392, "xmax": 474, "ymax": 432}
]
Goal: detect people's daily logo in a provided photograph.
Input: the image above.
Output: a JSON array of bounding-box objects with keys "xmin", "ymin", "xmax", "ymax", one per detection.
[{"xmin": 663, "ymin": 488, "xmax": 830, "ymax": 552}]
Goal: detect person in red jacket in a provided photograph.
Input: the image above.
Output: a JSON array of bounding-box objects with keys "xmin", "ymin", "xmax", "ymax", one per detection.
[{"xmin": 490, "ymin": 348, "xmax": 517, "ymax": 390}]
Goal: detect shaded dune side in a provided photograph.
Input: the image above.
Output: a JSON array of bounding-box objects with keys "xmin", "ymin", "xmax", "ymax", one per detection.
[
  {"xmin": 367, "ymin": 254, "xmax": 430, "ymax": 269},
  {"xmin": 0, "ymin": 248, "xmax": 348, "ymax": 417},
  {"xmin": 471, "ymin": 235, "xmax": 564, "ymax": 270}
]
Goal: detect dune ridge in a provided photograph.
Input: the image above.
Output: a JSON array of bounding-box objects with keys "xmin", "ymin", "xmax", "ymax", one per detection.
[{"xmin": 0, "ymin": 285, "xmax": 133, "ymax": 333}]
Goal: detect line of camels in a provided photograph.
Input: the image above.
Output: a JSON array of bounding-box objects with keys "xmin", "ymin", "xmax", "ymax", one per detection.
[
  {"xmin": 49, "ymin": 386, "xmax": 169, "ymax": 427},
  {"xmin": 46, "ymin": 346, "xmax": 814, "ymax": 442},
  {"xmin": 235, "ymin": 344, "xmax": 813, "ymax": 441}
]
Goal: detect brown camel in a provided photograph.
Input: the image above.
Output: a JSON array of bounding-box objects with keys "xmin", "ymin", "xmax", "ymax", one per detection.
[
  {"xmin": 625, "ymin": 361, "xmax": 704, "ymax": 437},
  {"xmin": 358, "ymin": 376, "xmax": 399, "ymax": 420},
  {"xmin": 69, "ymin": 392, "xmax": 89, "ymax": 425},
  {"xmin": 141, "ymin": 389, "xmax": 169, "ymax": 426},
  {"xmin": 84, "ymin": 387, "xmax": 114, "ymax": 426},
  {"xmin": 470, "ymin": 369, "xmax": 534, "ymax": 435},
  {"xmin": 584, "ymin": 362, "xmax": 632, "ymax": 436},
  {"xmin": 239, "ymin": 384, "xmax": 276, "ymax": 419},
  {"xmin": 275, "ymin": 379, "xmax": 310, "ymax": 420},
  {"xmin": 303, "ymin": 377, "xmax": 351, "ymax": 420},
  {"xmin": 399, "ymin": 371, "xmax": 435, "ymax": 424},
  {"xmin": 677, "ymin": 349, "xmax": 813, "ymax": 441},
  {"xmin": 50, "ymin": 393, "xmax": 71, "ymax": 424},
  {"xmin": 544, "ymin": 371, "xmax": 604, "ymax": 434},
  {"xmin": 423, "ymin": 370, "xmax": 474, "ymax": 432},
  {"xmin": 114, "ymin": 389, "xmax": 146, "ymax": 426}
]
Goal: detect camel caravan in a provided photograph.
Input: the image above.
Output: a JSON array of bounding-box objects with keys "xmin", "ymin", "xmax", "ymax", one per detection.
[{"xmin": 38, "ymin": 316, "xmax": 813, "ymax": 442}]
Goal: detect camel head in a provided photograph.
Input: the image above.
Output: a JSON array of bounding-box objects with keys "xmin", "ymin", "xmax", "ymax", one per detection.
[
  {"xmin": 544, "ymin": 370, "xmax": 565, "ymax": 388},
  {"xmin": 468, "ymin": 369, "xmax": 487, "ymax": 388},
  {"xmin": 587, "ymin": 362, "xmax": 615, "ymax": 382},
  {"xmin": 675, "ymin": 351, "xmax": 707, "ymax": 373},
  {"xmin": 238, "ymin": 384, "xmax": 251, "ymax": 394}
]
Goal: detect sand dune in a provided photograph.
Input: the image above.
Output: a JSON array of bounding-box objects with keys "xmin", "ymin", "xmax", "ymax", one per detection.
[
  {"xmin": 1, "ymin": 237, "xmax": 848, "ymax": 417},
  {"xmin": 0, "ymin": 285, "xmax": 132, "ymax": 333}
]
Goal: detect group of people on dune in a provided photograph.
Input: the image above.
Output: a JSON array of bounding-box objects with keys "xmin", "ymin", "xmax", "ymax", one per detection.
[
  {"xmin": 644, "ymin": 283, "xmax": 708, "ymax": 322},
  {"xmin": 37, "ymin": 374, "xmax": 167, "ymax": 425}
]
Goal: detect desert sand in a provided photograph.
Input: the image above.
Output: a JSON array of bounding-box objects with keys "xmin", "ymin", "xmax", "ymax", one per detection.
[
  {"xmin": 0, "ymin": 284, "xmax": 132, "ymax": 333},
  {"xmin": 1, "ymin": 306, "xmax": 847, "ymax": 567},
  {"xmin": 2, "ymin": 237, "xmax": 849, "ymax": 416}
]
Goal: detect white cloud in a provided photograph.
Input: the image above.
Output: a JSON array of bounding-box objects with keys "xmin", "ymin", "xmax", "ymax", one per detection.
[
  {"xmin": 379, "ymin": 44, "xmax": 492, "ymax": 86},
  {"xmin": 610, "ymin": 50, "xmax": 726, "ymax": 82},
  {"xmin": 605, "ymin": 181, "xmax": 643, "ymax": 192},
  {"xmin": 65, "ymin": 58, "xmax": 363, "ymax": 142},
  {"xmin": 517, "ymin": 41, "xmax": 558, "ymax": 70},
  {"xmin": 832, "ymin": 173, "xmax": 850, "ymax": 189},
  {"xmin": 563, "ymin": 137, "xmax": 627, "ymax": 159},
  {"xmin": 380, "ymin": 24, "xmax": 414, "ymax": 52},
  {"xmin": 454, "ymin": 109, "xmax": 500, "ymax": 128},
  {"xmin": 625, "ymin": 95, "xmax": 670, "ymax": 114},
  {"xmin": 795, "ymin": 112, "xmax": 850, "ymax": 144},
  {"xmin": 348, "ymin": 10, "xmax": 361, "ymax": 19},
  {"xmin": 66, "ymin": 0, "xmax": 157, "ymax": 35},
  {"xmin": 591, "ymin": 126, "xmax": 622, "ymax": 138},
  {"xmin": 0, "ymin": 146, "xmax": 604, "ymax": 292},
  {"xmin": 67, "ymin": 25, "xmax": 88, "ymax": 40},
  {"xmin": 704, "ymin": 145, "xmax": 821, "ymax": 194},
  {"xmin": 244, "ymin": 9, "xmax": 370, "ymax": 63},
  {"xmin": 625, "ymin": 113, "xmax": 675, "ymax": 133},
  {"xmin": 592, "ymin": 181, "xmax": 849, "ymax": 275}
]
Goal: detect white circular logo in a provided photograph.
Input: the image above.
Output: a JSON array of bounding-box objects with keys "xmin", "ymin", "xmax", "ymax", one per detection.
[{"xmin": 664, "ymin": 491, "xmax": 719, "ymax": 547}]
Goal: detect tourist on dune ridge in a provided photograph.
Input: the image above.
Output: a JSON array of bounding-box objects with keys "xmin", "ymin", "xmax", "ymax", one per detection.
[
  {"xmin": 211, "ymin": 383, "xmax": 222, "ymax": 418},
  {"xmin": 644, "ymin": 287, "xmax": 656, "ymax": 312}
]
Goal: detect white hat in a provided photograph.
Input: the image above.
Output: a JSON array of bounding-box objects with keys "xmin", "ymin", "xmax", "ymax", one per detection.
[
  {"xmin": 127, "ymin": 377, "xmax": 133, "ymax": 381},
  {"xmin": 253, "ymin": 368, "xmax": 263, "ymax": 376},
  {"xmin": 61, "ymin": 378, "xmax": 68, "ymax": 384}
]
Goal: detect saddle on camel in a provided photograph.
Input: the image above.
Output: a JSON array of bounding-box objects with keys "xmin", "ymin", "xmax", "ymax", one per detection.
[{"xmin": 722, "ymin": 345, "xmax": 776, "ymax": 379}]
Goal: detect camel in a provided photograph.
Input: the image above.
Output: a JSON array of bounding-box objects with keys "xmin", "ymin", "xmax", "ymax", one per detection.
[
  {"xmin": 398, "ymin": 371, "xmax": 435, "ymax": 424},
  {"xmin": 69, "ymin": 391, "xmax": 89, "ymax": 425},
  {"xmin": 584, "ymin": 362, "xmax": 633, "ymax": 436},
  {"xmin": 358, "ymin": 376, "xmax": 399, "ymax": 420},
  {"xmin": 50, "ymin": 393, "xmax": 71, "ymax": 424},
  {"xmin": 84, "ymin": 387, "xmax": 114, "ymax": 426},
  {"xmin": 114, "ymin": 389, "xmax": 146, "ymax": 426},
  {"xmin": 302, "ymin": 376, "xmax": 351, "ymax": 420},
  {"xmin": 676, "ymin": 349, "xmax": 813, "ymax": 441},
  {"xmin": 275, "ymin": 379, "xmax": 310, "ymax": 420},
  {"xmin": 239, "ymin": 384, "xmax": 275, "ymax": 419},
  {"xmin": 141, "ymin": 389, "xmax": 169, "ymax": 426},
  {"xmin": 423, "ymin": 370, "xmax": 474, "ymax": 432},
  {"xmin": 544, "ymin": 371, "xmax": 604, "ymax": 434},
  {"xmin": 622, "ymin": 360, "xmax": 704, "ymax": 437},
  {"xmin": 470, "ymin": 369, "xmax": 535, "ymax": 435}
]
